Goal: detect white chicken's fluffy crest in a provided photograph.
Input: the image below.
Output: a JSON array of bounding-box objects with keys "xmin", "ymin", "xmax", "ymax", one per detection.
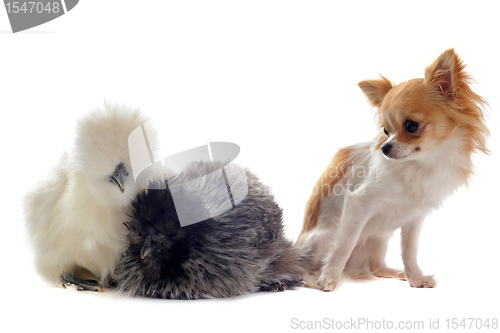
[{"xmin": 71, "ymin": 103, "xmax": 160, "ymax": 207}]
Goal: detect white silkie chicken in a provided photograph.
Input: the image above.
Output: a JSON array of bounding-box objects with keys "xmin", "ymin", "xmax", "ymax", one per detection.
[{"xmin": 24, "ymin": 103, "xmax": 160, "ymax": 291}]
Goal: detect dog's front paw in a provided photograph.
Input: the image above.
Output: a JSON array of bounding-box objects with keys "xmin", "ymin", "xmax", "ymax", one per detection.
[
  {"xmin": 407, "ymin": 274, "xmax": 437, "ymax": 288},
  {"xmin": 317, "ymin": 271, "xmax": 340, "ymax": 292}
]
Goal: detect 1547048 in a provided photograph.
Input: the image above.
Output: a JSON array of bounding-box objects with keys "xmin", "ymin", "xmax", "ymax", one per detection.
[
  {"xmin": 5, "ymin": 1, "xmax": 61, "ymax": 14},
  {"xmin": 445, "ymin": 318, "xmax": 498, "ymax": 330}
]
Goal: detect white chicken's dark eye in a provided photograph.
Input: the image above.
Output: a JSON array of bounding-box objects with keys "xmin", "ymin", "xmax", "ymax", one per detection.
[{"xmin": 404, "ymin": 120, "xmax": 419, "ymax": 133}]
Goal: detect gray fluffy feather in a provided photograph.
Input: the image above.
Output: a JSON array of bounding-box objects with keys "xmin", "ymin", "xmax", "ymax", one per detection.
[{"xmin": 114, "ymin": 162, "xmax": 305, "ymax": 299}]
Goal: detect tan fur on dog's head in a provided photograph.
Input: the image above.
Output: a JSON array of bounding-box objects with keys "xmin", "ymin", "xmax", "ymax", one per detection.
[{"xmin": 359, "ymin": 49, "xmax": 489, "ymax": 162}]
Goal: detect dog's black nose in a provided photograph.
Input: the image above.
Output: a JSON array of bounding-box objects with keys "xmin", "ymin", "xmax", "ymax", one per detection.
[{"xmin": 381, "ymin": 143, "xmax": 392, "ymax": 156}]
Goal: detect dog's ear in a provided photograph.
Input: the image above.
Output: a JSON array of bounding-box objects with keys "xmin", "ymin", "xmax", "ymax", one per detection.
[
  {"xmin": 425, "ymin": 48, "xmax": 462, "ymax": 101},
  {"xmin": 358, "ymin": 76, "xmax": 393, "ymax": 108}
]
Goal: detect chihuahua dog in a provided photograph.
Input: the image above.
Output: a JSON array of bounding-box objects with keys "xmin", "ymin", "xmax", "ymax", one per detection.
[{"xmin": 297, "ymin": 49, "xmax": 488, "ymax": 291}]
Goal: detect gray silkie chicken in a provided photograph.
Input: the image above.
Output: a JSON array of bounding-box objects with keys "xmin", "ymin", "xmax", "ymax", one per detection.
[{"xmin": 114, "ymin": 161, "xmax": 305, "ymax": 299}]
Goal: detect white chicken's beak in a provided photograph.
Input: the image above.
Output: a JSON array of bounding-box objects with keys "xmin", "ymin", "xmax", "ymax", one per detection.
[{"xmin": 109, "ymin": 163, "xmax": 128, "ymax": 193}]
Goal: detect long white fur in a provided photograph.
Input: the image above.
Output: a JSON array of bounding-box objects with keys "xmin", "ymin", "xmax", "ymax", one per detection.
[
  {"xmin": 299, "ymin": 129, "xmax": 471, "ymax": 291},
  {"xmin": 24, "ymin": 103, "xmax": 159, "ymax": 287}
]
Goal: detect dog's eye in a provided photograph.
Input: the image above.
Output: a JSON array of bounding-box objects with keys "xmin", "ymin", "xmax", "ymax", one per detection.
[
  {"xmin": 383, "ymin": 127, "xmax": 389, "ymax": 136},
  {"xmin": 404, "ymin": 120, "xmax": 419, "ymax": 133}
]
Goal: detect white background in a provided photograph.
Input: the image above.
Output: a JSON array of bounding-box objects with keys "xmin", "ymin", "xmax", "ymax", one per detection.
[{"xmin": 1, "ymin": 1, "xmax": 499, "ymax": 332}]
